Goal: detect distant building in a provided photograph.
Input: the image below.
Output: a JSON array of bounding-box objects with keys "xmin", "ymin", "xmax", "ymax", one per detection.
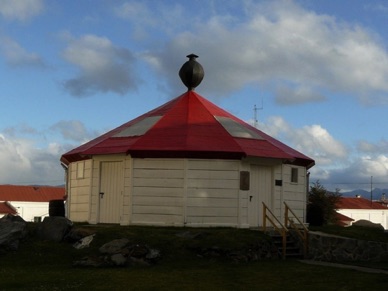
[
  {"xmin": 336, "ymin": 197, "xmax": 388, "ymax": 229},
  {"xmin": 0, "ymin": 201, "xmax": 17, "ymax": 216},
  {"xmin": 335, "ymin": 212, "xmax": 354, "ymax": 227},
  {"xmin": 0, "ymin": 185, "xmax": 65, "ymax": 222}
]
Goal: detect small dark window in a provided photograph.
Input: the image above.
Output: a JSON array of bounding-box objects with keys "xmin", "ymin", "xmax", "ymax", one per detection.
[
  {"xmin": 291, "ymin": 168, "xmax": 298, "ymax": 183},
  {"xmin": 240, "ymin": 171, "xmax": 250, "ymax": 190}
]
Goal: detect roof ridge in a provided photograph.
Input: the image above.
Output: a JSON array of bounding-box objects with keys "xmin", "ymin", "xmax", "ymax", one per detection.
[{"xmin": 187, "ymin": 91, "xmax": 246, "ymax": 153}]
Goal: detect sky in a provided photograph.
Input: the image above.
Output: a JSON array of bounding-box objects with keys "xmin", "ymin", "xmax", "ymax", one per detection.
[{"xmin": 0, "ymin": 0, "xmax": 388, "ymax": 193}]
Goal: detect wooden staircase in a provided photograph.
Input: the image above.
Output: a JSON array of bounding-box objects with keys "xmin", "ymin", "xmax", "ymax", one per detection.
[
  {"xmin": 269, "ymin": 231, "xmax": 303, "ymax": 259},
  {"xmin": 263, "ymin": 202, "xmax": 309, "ymax": 259}
]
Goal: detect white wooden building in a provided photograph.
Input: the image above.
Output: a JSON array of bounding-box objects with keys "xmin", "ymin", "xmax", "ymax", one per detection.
[
  {"xmin": 61, "ymin": 55, "xmax": 314, "ymax": 228},
  {"xmin": 0, "ymin": 185, "xmax": 65, "ymax": 222},
  {"xmin": 337, "ymin": 197, "xmax": 388, "ymax": 230}
]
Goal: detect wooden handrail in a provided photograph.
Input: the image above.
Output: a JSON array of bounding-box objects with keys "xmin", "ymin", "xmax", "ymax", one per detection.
[
  {"xmin": 262, "ymin": 202, "xmax": 288, "ymax": 259},
  {"xmin": 284, "ymin": 202, "xmax": 309, "ymax": 258}
]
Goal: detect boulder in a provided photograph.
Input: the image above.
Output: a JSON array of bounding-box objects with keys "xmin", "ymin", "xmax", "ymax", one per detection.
[
  {"xmin": 99, "ymin": 238, "xmax": 130, "ymax": 254},
  {"xmin": 36, "ymin": 216, "xmax": 73, "ymax": 242},
  {"xmin": 352, "ymin": 219, "xmax": 384, "ymax": 230},
  {"xmin": 73, "ymin": 255, "xmax": 105, "ymax": 267},
  {"xmin": 111, "ymin": 253, "xmax": 127, "ymax": 266},
  {"xmin": 0, "ymin": 215, "xmax": 27, "ymax": 253},
  {"xmin": 73, "ymin": 234, "xmax": 95, "ymax": 249},
  {"xmin": 65, "ymin": 227, "xmax": 96, "ymax": 243},
  {"xmin": 74, "ymin": 239, "xmax": 161, "ymax": 268}
]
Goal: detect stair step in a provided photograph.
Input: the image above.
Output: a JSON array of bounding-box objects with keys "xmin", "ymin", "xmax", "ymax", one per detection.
[{"xmin": 269, "ymin": 232, "xmax": 304, "ymax": 259}]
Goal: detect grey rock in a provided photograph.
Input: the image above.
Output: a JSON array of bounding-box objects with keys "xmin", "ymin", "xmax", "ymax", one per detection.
[
  {"xmin": 128, "ymin": 244, "xmax": 149, "ymax": 258},
  {"xmin": 73, "ymin": 256, "xmax": 105, "ymax": 267},
  {"xmin": 36, "ymin": 216, "xmax": 73, "ymax": 242},
  {"xmin": 0, "ymin": 215, "xmax": 27, "ymax": 252},
  {"xmin": 111, "ymin": 253, "xmax": 127, "ymax": 266},
  {"xmin": 65, "ymin": 227, "xmax": 96, "ymax": 242},
  {"xmin": 146, "ymin": 248, "xmax": 161, "ymax": 260},
  {"xmin": 73, "ymin": 234, "xmax": 95, "ymax": 249},
  {"xmin": 99, "ymin": 238, "xmax": 130, "ymax": 254}
]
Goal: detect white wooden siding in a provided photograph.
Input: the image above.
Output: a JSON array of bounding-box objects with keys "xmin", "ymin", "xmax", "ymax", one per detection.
[
  {"xmin": 185, "ymin": 160, "xmax": 240, "ymax": 227},
  {"xmin": 67, "ymin": 155, "xmax": 309, "ymax": 228},
  {"xmin": 131, "ymin": 159, "xmax": 185, "ymax": 226},
  {"xmin": 282, "ymin": 165, "xmax": 307, "ymax": 222},
  {"xmin": 273, "ymin": 164, "xmax": 283, "ymax": 221},
  {"xmin": 131, "ymin": 159, "xmax": 240, "ymax": 227},
  {"xmin": 68, "ymin": 160, "xmax": 92, "ymax": 222}
]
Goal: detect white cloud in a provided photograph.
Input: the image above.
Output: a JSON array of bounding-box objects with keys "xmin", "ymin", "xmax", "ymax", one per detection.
[
  {"xmin": 50, "ymin": 120, "xmax": 98, "ymax": 144},
  {"xmin": 275, "ymin": 85, "xmax": 326, "ymax": 105},
  {"xmin": 0, "ymin": 119, "xmax": 104, "ymax": 185},
  {"xmin": 260, "ymin": 116, "xmax": 348, "ymax": 166},
  {"xmin": 143, "ymin": 0, "xmax": 388, "ymax": 104},
  {"xmin": 357, "ymin": 139, "xmax": 388, "ymax": 154},
  {"xmin": 62, "ymin": 34, "xmax": 138, "ymax": 97},
  {"xmin": 364, "ymin": 3, "xmax": 388, "ymax": 13},
  {"xmin": 0, "ymin": 35, "xmax": 46, "ymax": 68},
  {"xmin": 0, "ymin": 0, "xmax": 43, "ymax": 21},
  {"xmin": 0, "ymin": 120, "xmax": 95, "ymax": 186},
  {"xmin": 256, "ymin": 116, "xmax": 383, "ymax": 191},
  {"xmin": 115, "ymin": 1, "xmax": 153, "ymax": 22},
  {"xmin": 0, "ymin": 133, "xmax": 64, "ymax": 185},
  {"xmin": 319, "ymin": 154, "xmax": 388, "ymax": 191},
  {"xmin": 293, "ymin": 124, "xmax": 348, "ymax": 163},
  {"xmin": 114, "ymin": 1, "xmax": 187, "ymax": 38}
]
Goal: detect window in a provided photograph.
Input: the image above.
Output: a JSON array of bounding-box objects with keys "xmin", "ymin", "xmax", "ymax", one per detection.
[
  {"xmin": 113, "ymin": 116, "xmax": 162, "ymax": 137},
  {"xmin": 291, "ymin": 167, "xmax": 298, "ymax": 183},
  {"xmin": 215, "ymin": 116, "xmax": 264, "ymax": 139},
  {"xmin": 77, "ymin": 161, "xmax": 85, "ymax": 179}
]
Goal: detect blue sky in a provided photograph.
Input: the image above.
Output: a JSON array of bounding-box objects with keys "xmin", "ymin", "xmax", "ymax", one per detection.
[{"xmin": 1, "ymin": 0, "xmax": 388, "ymax": 192}]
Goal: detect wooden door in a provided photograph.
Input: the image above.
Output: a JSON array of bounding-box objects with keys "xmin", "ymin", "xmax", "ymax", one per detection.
[
  {"xmin": 99, "ymin": 161, "xmax": 123, "ymax": 223},
  {"xmin": 248, "ymin": 165, "xmax": 272, "ymax": 227}
]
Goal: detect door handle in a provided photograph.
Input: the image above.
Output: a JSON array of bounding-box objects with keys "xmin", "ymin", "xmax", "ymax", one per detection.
[
  {"xmin": 249, "ymin": 196, "xmax": 253, "ymax": 202},
  {"xmin": 99, "ymin": 192, "xmax": 104, "ymax": 198}
]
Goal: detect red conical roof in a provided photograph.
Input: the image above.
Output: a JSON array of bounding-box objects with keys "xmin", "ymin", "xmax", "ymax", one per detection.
[{"xmin": 61, "ymin": 91, "xmax": 314, "ymax": 168}]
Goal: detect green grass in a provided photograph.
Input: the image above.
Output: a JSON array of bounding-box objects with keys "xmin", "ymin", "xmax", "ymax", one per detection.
[{"xmin": 1, "ymin": 224, "xmax": 387, "ymax": 290}]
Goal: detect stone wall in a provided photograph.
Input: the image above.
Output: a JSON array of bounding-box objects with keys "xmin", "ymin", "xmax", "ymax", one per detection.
[{"xmin": 308, "ymin": 231, "xmax": 388, "ymax": 262}]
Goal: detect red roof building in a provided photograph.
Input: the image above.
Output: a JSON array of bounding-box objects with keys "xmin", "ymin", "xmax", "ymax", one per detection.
[
  {"xmin": 0, "ymin": 185, "xmax": 65, "ymax": 202},
  {"xmin": 335, "ymin": 212, "xmax": 354, "ymax": 227},
  {"xmin": 60, "ymin": 54, "xmax": 315, "ymax": 227},
  {"xmin": 0, "ymin": 201, "xmax": 17, "ymax": 216},
  {"xmin": 0, "ymin": 185, "xmax": 65, "ymax": 221},
  {"xmin": 336, "ymin": 197, "xmax": 388, "ymax": 229}
]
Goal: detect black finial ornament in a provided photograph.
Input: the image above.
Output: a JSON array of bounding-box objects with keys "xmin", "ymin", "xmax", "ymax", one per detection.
[{"xmin": 179, "ymin": 54, "xmax": 204, "ymax": 91}]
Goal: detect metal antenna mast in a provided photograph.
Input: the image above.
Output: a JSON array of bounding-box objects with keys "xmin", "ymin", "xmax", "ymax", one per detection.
[{"xmin": 253, "ymin": 100, "xmax": 263, "ymax": 128}]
